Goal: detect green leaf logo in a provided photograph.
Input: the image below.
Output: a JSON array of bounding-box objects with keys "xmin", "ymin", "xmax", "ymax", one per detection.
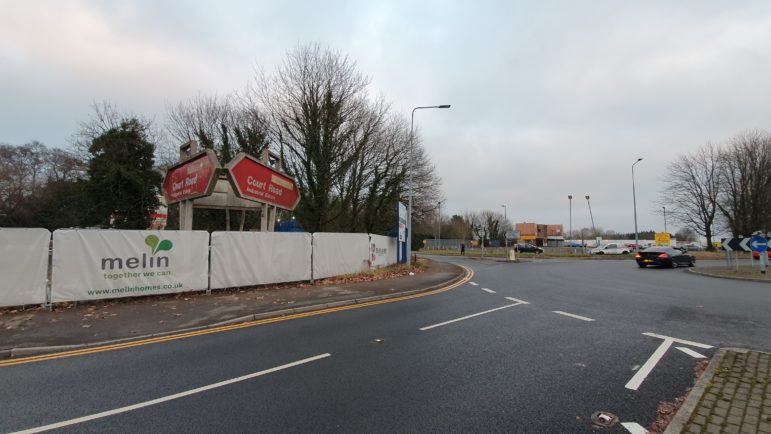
[{"xmin": 145, "ymin": 235, "xmax": 173, "ymax": 255}]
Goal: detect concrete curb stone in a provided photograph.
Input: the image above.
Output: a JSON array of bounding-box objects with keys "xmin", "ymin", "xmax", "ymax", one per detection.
[{"xmin": 3, "ymin": 263, "xmax": 469, "ymax": 360}]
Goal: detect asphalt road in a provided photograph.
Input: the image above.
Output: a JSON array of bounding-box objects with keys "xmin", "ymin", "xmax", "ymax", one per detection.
[{"xmin": 1, "ymin": 257, "xmax": 769, "ymax": 433}]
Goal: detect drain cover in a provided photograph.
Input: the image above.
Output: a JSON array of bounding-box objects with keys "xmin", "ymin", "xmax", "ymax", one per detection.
[{"xmin": 590, "ymin": 411, "xmax": 618, "ymax": 428}]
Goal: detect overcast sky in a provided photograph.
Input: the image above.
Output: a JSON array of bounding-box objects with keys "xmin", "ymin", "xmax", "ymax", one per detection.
[{"xmin": 3, "ymin": 1, "xmax": 771, "ymax": 234}]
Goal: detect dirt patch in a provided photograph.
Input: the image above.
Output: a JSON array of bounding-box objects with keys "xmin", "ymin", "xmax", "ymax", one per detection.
[{"xmin": 648, "ymin": 358, "xmax": 711, "ymax": 433}]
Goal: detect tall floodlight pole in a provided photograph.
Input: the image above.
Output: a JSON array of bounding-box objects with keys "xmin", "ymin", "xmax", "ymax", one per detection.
[
  {"xmin": 585, "ymin": 195, "xmax": 597, "ymax": 245},
  {"xmin": 662, "ymin": 206, "xmax": 667, "ymax": 234},
  {"xmin": 501, "ymin": 204, "xmax": 508, "ymax": 251},
  {"xmin": 407, "ymin": 104, "xmax": 451, "ymax": 264},
  {"xmin": 632, "ymin": 158, "xmax": 643, "ymax": 251},
  {"xmin": 568, "ymin": 195, "xmax": 573, "ymax": 244}
]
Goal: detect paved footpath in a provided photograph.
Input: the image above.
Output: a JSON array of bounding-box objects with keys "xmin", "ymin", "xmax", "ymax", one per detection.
[{"xmin": 668, "ymin": 349, "xmax": 771, "ymax": 434}]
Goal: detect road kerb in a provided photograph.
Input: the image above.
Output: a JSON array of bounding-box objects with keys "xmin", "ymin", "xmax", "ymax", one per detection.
[{"xmin": 1, "ymin": 264, "xmax": 470, "ymax": 362}]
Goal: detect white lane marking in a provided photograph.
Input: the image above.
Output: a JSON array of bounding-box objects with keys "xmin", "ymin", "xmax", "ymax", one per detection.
[
  {"xmin": 621, "ymin": 422, "xmax": 648, "ymax": 434},
  {"xmin": 642, "ymin": 332, "xmax": 712, "ymax": 349},
  {"xmin": 551, "ymin": 311, "xmax": 595, "ymax": 322},
  {"xmin": 504, "ymin": 296, "xmax": 530, "ymax": 305},
  {"xmin": 11, "ymin": 353, "xmax": 332, "ymax": 434},
  {"xmin": 469, "ymin": 282, "xmax": 479, "ymax": 286},
  {"xmin": 625, "ymin": 333, "xmax": 713, "ymax": 391},
  {"xmin": 481, "ymin": 287, "xmax": 496, "ymax": 294},
  {"xmin": 676, "ymin": 346, "xmax": 707, "ymax": 359},
  {"xmin": 420, "ymin": 303, "xmax": 522, "ymax": 331},
  {"xmin": 625, "ymin": 338, "xmax": 673, "ymax": 390}
]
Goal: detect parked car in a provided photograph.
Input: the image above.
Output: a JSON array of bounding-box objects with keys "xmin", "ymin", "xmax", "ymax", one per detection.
[
  {"xmin": 589, "ymin": 243, "xmax": 630, "ymax": 255},
  {"xmin": 635, "ymin": 247, "xmax": 695, "ymax": 268},
  {"xmin": 563, "ymin": 241, "xmax": 583, "ymax": 248},
  {"xmin": 682, "ymin": 242, "xmax": 704, "ymax": 251},
  {"xmin": 752, "ymin": 250, "xmax": 771, "ymax": 260},
  {"xmin": 515, "ymin": 243, "xmax": 544, "ymax": 253}
]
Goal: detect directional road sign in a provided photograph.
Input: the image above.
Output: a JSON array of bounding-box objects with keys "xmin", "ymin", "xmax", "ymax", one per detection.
[
  {"xmin": 162, "ymin": 149, "xmax": 220, "ymax": 204},
  {"xmin": 226, "ymin": 152, "xmax": 300, "ymax": 210},
  {"xmin": 722, "ymin": 237, "xmax": 768, "ymax": 252},
  {"xmin": 750, "ymin": 235, "xmax": 769, "ymax": 253}
]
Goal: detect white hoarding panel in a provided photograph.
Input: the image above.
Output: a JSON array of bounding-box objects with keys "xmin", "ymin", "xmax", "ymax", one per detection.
[
  {"xmin": 210, "ymin": 232, "xmax": 312, "ymax": 289},
  {"xmin": 369, "ymin": 235, "xmax": 397, "ymax": 269},
  {"xmin": 312, "ymin": 233, "xmax": 370, "ymax": 279},
  {"xmin": 0, "ymin": 228, "xmax": 50, "ymax": 307},
  {"xmin": 51, "ymin": 230, "xmax": 209, "ymax": 302}
]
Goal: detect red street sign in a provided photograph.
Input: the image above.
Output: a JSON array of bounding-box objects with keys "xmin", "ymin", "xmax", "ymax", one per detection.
[
  {"xmin": 162, "ymin": 149, "xmax": 220, "ymax": 204},
  {"xmin": 226, "ymin": 152, "xmax": 300, "ymax": 210}
]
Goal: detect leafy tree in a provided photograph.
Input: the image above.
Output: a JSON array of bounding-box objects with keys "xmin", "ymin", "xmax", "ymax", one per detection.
[{"xmin": 86, "ymin": 118, "xmax": 161, "ymax": 229}]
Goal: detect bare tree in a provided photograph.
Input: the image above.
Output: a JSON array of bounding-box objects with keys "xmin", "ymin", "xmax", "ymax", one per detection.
[
  {"xmin": 658, "ymin": 143, "xmax": 721, "ymax": 249},
  {"xmin": 166, "ymin": 93, "xmax": 270, "ymax": 164},
  {"xmin": 717, "ymin": 131, "xmax": 771, "ymax": 236}
]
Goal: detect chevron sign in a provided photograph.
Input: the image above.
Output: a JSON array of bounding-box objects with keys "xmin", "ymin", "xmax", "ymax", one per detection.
[{"xmin": 722, "ymin": 237, "xmax": 770, "ymax": 252}]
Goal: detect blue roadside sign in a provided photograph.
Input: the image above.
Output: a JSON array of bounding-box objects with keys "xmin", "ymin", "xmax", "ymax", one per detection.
[{"xmin": 750, "ymin": 235, "xmax": 768, "ymax": 253}]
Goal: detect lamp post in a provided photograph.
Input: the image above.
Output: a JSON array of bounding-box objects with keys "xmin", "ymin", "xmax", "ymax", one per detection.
[
  {"xmin": 585, "ymin": 195, "xmax": 597, "ymax": 246},
  {"xmin": 436, "ymin": 200, "xmax": 445, "ymax": 241},
  {"xmin": 568, "ymin": 195, "xmax": 573, "ymax": 245},
  {"xmin": 407, "ymin": 104, "xmax": 451, "ymax": 264},
  {"xmin": 662, "ymin": 206, "xmax": 667, "ymax": 234},
  {"xmin": 632, "ymin": 158, "xmax": 643, "ymax": 251},
  {"xmin": 501, "ymin": 204, "xmax": 508, "ymax": 251}
]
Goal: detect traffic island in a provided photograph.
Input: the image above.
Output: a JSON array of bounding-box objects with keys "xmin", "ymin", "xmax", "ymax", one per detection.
[{"xmin": 689, "ymin": 266, "xmax": 771, "ymax": 283}]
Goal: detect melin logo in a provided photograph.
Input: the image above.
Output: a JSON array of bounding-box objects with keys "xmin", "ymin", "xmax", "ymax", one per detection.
[
  {"xmin": 101, "ymin": 235, "xmax": 173, "ymax": 271},
  {"xmin": 145, "ymin": 235, "xmax": 173, "ymax": 255}
]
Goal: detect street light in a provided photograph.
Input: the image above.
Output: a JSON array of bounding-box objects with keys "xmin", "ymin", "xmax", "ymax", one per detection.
[
  {"xmin": 407, "ymin": 104, "xmax": 451, "ymax": 264},
  {"xmin": 662, "ymin": 206, "xmax": 667, "ymax": 234},
  {"xmin": 632, "ymin": 158, "xmax": 643, "ymax": 251},
  {"xmin": 585, "ymin": 195, "xmax": 597, "ymax": 246},
  {"xmin": 568, "ymin": 195, "xmax": 573, "ymax": 245},
  {"xmin": 501, "ymin": 204, "xmax": 508, "ymax": 251},
  {"xmin": 436, "ymin": 200, "xmax": 445, "ymax": 241}
]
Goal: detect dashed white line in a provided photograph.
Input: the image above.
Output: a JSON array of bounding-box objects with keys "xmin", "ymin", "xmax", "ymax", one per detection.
[
  {"xmin": 621, "ymin": 422, "xmax": 648, "ymax": 434},
  {"xmin": 10, "ymin": 353, "xmax": 332, "ymax": 434},
  {"xmin": 469, "ymin": 282, "xmax": 479, "ymax": 286},
  {"xmin": 504, "ymin": 296, "xmax": 530, "ymax": 305},
  {"xmin": 676, "ymin": 346, "xmax": 707, "ymax": 359},
  {"xmin": 420, "ymin": 303, "xmax": 523, "ymax": 331},
  {"xmin": 481, "ymin": 288, "xmax": 496, "ymax": 294},
  {"xmin": 552, "ymin": 311, "xmax": 595, "ymax": 322}
]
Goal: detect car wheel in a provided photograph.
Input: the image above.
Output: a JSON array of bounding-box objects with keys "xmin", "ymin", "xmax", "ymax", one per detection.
[
  {"xmin": 597, "ymin": 251, "xmax": 604, "ymax": 255},
  {"xmin": 671, "ymin": 261, "xmax": 678, "ymax": 269},
  {"xmin": 622, "ymin": 250, "xmax": 629, "ymax": 254},
  {"xmin": 638, "ymin": 263, "xmax": 647, "ymax": 268},
  {"xmin": 688, "ymin": 259, "xmax": 695, "ymax": 267}
]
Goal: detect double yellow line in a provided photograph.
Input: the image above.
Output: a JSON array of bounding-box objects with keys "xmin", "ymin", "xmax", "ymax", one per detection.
[{"xmin": 0, "ymin": 265, "xmax": 472, "ymax": 367}]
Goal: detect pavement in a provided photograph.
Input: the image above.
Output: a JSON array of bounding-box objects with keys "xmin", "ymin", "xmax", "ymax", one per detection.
[
  {"xmin": 0, "ymin": 258, "xmax": 466, "ymax": 359},
  {"xmin": 666, "ymin": 348, "xmax": 771, "ymax": 434}
]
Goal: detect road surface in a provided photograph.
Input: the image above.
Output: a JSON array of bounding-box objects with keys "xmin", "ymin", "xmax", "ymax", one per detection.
[{"xmin": 1, "ymin": 257, "xmax": 768, "ymax": 433}]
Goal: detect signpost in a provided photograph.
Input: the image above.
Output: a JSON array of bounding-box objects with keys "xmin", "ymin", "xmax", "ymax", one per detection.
[
  {"xmin": 162, "ymin": 149, "xmax": 220, "ymax": 230},
  {"xmin": 751, "ymin": 234, "xmax": 769, "ymax": 274},
  {"xmin": 226, "ymin": 152, "xmax": 300, "ymax": 211},
  {"xmin": 722, "ymin": 235, "xmax": 770, "ymax": 273},
  {"xmin": 398, "ymin": 202, "xmax": 407, "ymax": 263}
]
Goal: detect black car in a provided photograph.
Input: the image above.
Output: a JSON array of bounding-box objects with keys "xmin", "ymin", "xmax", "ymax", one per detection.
[
  {"xmin": 515, "ymin": 243, "xmax": 544, "ymax": 254},
  {"xmin": 635, "ymin": 246, "xmax": 695, "ymax": 268}
]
